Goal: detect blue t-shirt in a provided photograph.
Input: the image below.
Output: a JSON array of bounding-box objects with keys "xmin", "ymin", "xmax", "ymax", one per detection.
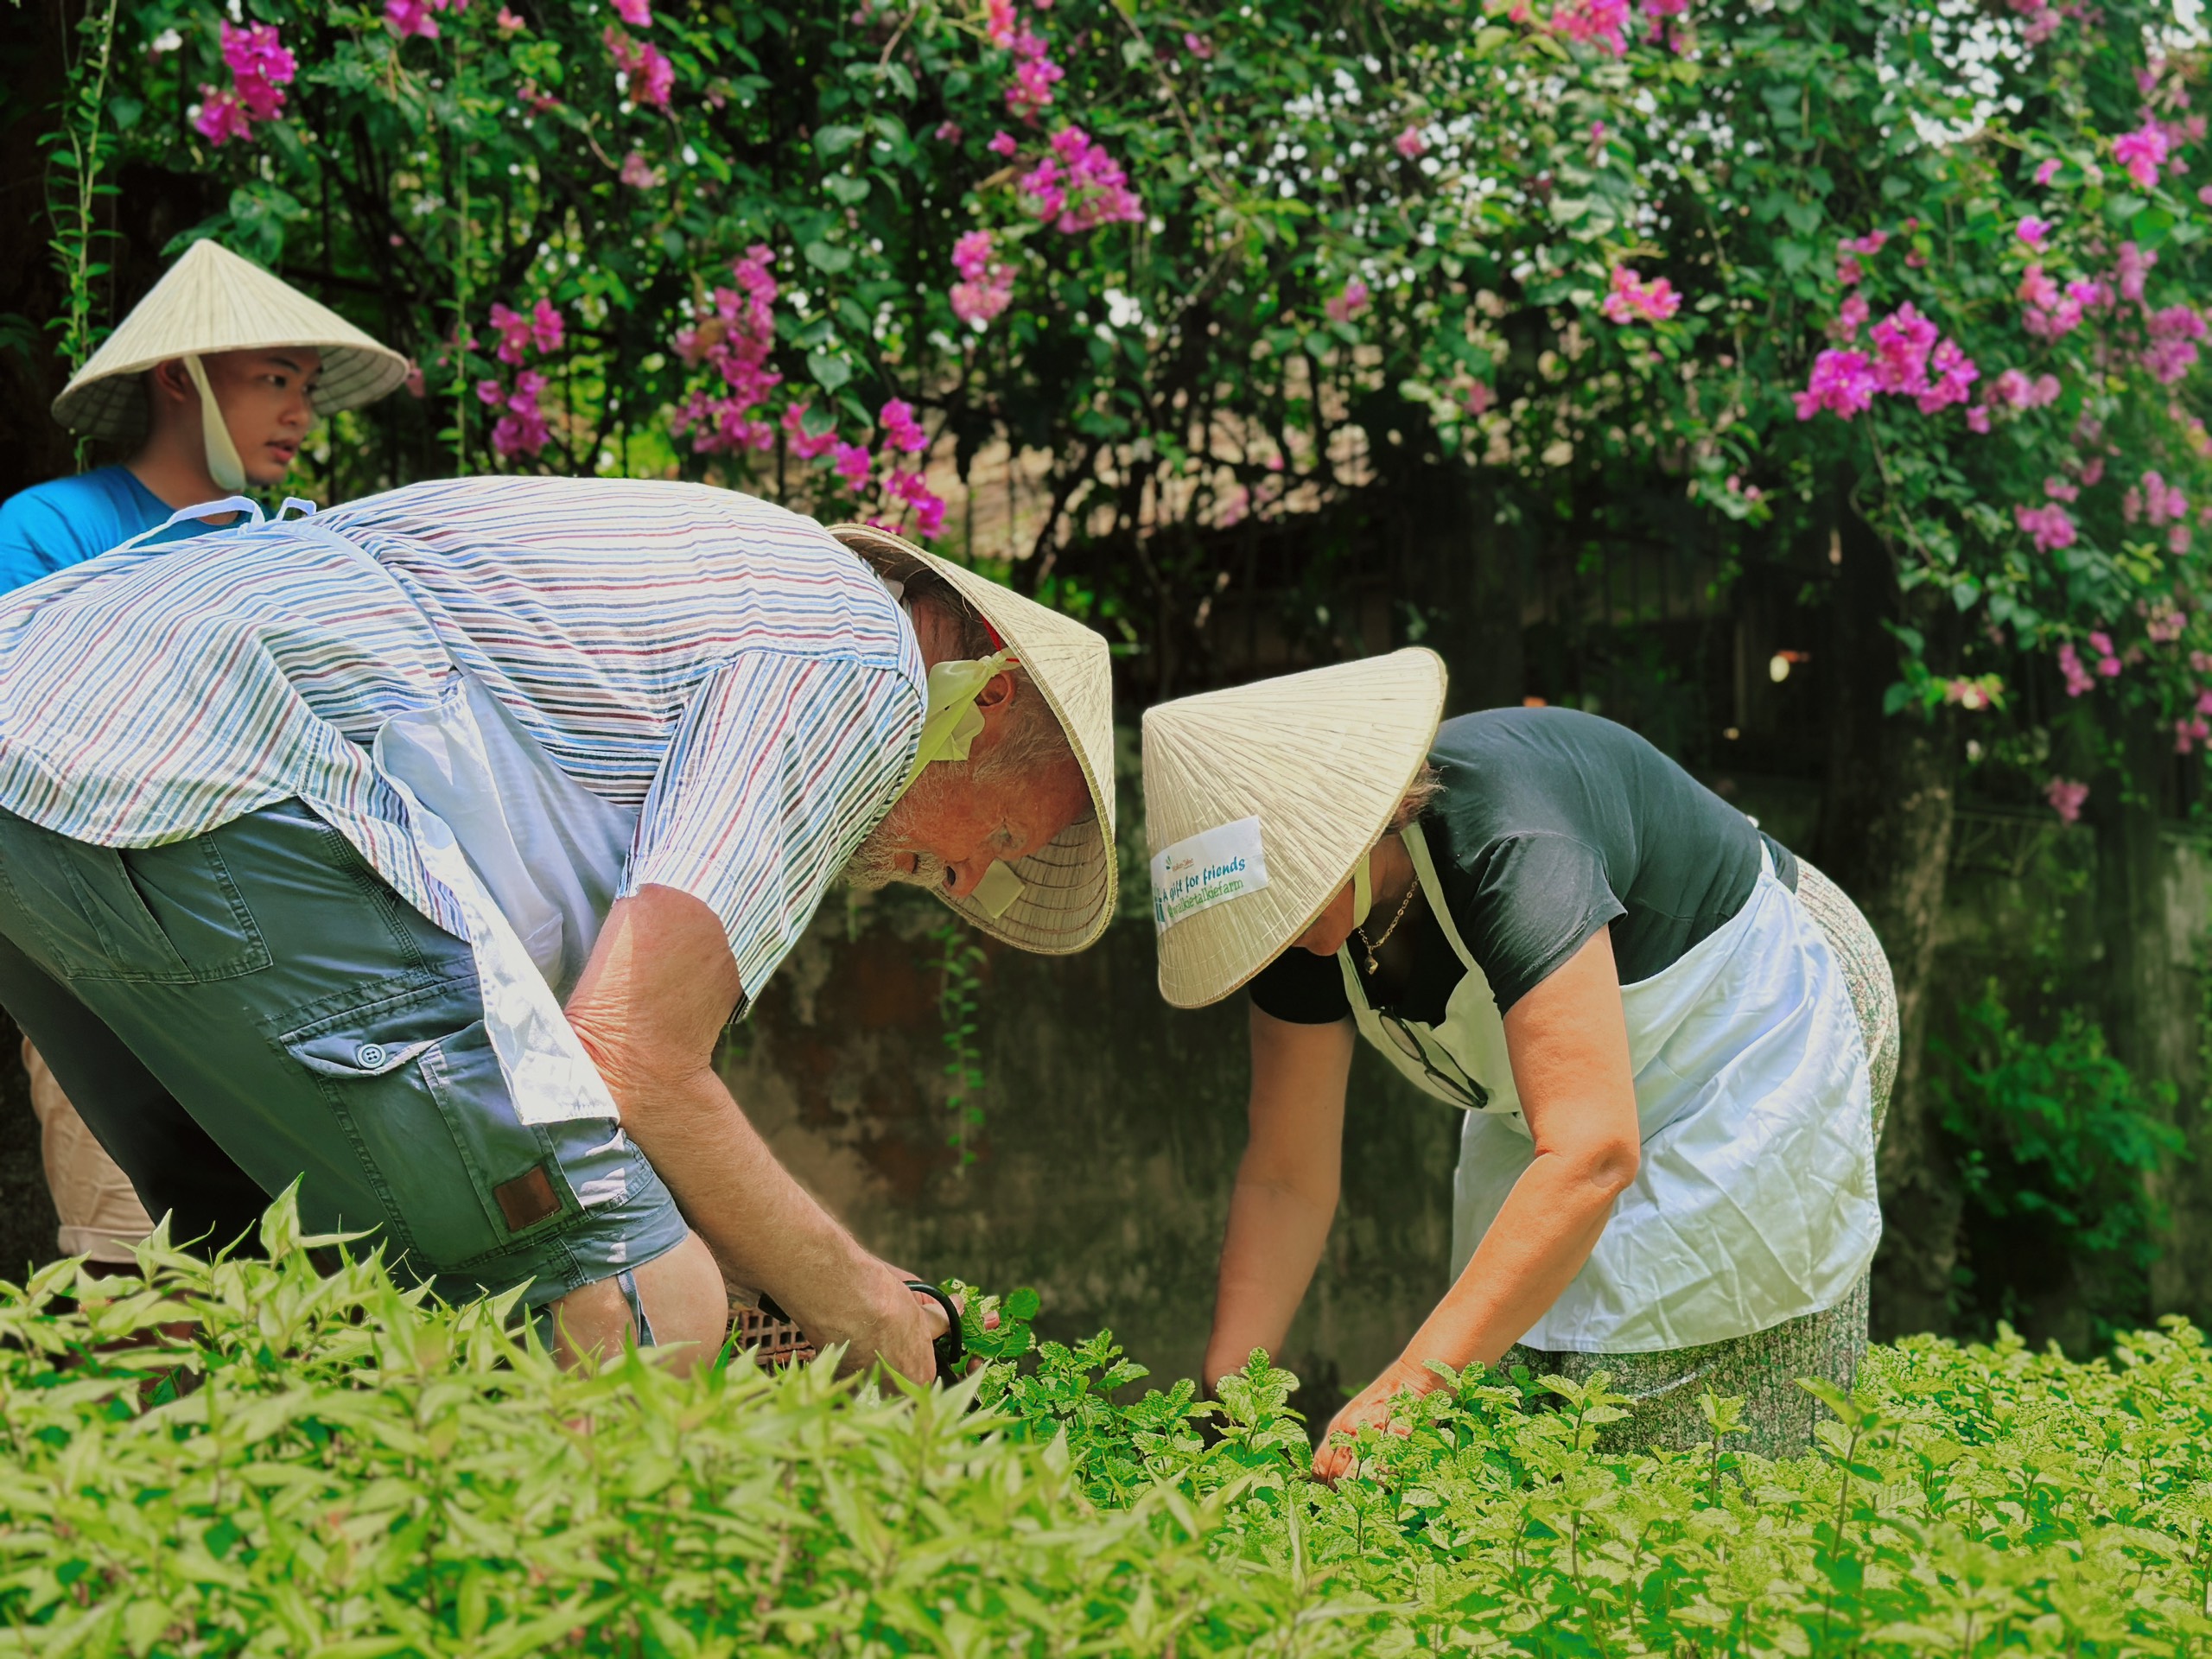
[{"xmin": 0, "ymin": 467, "xmax": 214, "ymax": 593}]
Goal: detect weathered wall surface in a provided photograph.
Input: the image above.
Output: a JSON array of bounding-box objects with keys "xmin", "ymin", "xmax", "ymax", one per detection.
[
  {"xmin": 5, "ymin": 799, "xmax": 2212, "ymax": 1383},
  {"xmin": 718, "ymin": 902, "xmax": 1458, "ymax": 1402}
]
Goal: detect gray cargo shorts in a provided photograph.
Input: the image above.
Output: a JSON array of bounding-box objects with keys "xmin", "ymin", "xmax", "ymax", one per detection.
[{"xmin": 0, "ymin": 798, "xmax": 690, "ymax": 1309}]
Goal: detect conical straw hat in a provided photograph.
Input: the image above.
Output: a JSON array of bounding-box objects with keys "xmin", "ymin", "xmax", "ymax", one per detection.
[
  {"xmin": 830, "ymin": 524, "xmax": 1118, "ymax": 954},
  {"xmin": 1142, "ymin": 648, "xmax": 1446, "ymax": 1008},
  {"xmin": 53, "ymin": 240, "xmax": 410, "ymax": 441}
]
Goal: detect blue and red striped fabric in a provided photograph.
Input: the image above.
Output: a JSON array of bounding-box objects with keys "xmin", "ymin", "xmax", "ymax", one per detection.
[{"xmin": 0, "ymin": 476, "xmax": 925, "ymax": 997}]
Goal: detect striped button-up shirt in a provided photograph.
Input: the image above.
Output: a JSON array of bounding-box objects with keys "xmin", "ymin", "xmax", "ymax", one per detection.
[{"xmin": 0, "ymin": 476, "xmax": 925, "ymax": 997}]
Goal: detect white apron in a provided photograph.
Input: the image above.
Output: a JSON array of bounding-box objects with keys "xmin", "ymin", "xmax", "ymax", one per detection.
[
  {"xmin": 1342, "ymin": 822, "xmax": 1881, "ymax": 1352},
  {"xmin": 132, "ymin": 499, "xmax": 637, "ymax": 1128}
]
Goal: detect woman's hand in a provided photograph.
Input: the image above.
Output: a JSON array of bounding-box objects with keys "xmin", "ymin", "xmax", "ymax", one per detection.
[{"xmin": 1313, "ymin": 1356, "xmax": 1437, "ymax": 1483}]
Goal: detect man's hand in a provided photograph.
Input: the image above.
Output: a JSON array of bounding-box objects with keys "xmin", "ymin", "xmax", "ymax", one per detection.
[
  {"xmin": 1313, "ymin": 1357, "xmax": 1434, "ymax": 1483},
  {"xmin": 808, "ymin": 1260, "xmax": 950, "ymax": 1382}
]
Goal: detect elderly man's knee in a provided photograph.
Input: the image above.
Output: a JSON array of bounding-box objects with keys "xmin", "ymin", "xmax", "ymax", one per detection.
[{"xmin": 550, "ymin": 1230, "xmax": 728, "ymax": 1374}]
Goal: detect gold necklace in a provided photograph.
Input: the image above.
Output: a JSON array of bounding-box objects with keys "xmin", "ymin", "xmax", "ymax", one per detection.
[{"xmin": 1356, "ymin": 874, "xmax": 1420, "ymax": 976}]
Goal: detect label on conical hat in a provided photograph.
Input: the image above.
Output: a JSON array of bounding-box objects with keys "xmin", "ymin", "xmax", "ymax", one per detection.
[{"xmin": 1151, "ymin": 817, "xmax": 1269, "ymax": 933}]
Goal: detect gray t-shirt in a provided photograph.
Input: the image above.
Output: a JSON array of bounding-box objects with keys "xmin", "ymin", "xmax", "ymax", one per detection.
[{"xmin": 1247, "ymin": 707, "xmax": 1796, "ymax": 1025}]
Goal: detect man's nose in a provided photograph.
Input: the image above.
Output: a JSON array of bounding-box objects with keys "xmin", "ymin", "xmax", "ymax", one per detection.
[{"xmin": 942, "ymin": 856, "xmax": 989, "ymax": 899}]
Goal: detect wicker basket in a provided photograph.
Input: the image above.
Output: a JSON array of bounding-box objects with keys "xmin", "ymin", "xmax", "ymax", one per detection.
[{"xmin": 727, "ymin": 1299, "xmax": 817, "ymax": 1370}]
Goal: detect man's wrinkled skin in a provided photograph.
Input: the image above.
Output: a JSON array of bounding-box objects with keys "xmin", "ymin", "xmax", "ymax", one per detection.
[{"xmin": 556, "ymin": 612, "xmax": 1090, "ymax": 1378}]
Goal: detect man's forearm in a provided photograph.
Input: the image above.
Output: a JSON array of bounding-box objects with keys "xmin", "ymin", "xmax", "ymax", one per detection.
[{"xmin": 612, "ymin": 1061, "xmax": 885, "ymax": 1335}]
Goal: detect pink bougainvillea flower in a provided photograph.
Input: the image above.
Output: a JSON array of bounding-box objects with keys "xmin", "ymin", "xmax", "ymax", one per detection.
[
  {"xmin": 219, "ymin": 21, "xmax": 295, "ymax": 120},
  {"xmin": 1325, "ymin": 278, "xmax": 1371, "ymax": 323},
  {"xmin": 830, "ymin": 442, "xmax": 874, "ymax": 489},
  {"xmin": 1018, "ymin": 127, "xmax": 1142, "ymax": 232},
  {"xmin": 2018, "ymin": 264, "xmax": 2060, "ymax": 309},
  {"xmin": 488, "ymin": 303, "xmax": 531, "ymax": 365},
  {"xmin": 2034, "ymin": 157, "xmax": 2061, "ymax": 185},
  {"xmin": 879, "ymin": 398, "xmax": 929, "ymax": 454},
  {"xmin": 1869, "ymin": 302, "xmax": 1937, "ymax": 395},
  {"xmin": 2138, "ymin": 469, "xmax": 2190, "ymax": 524},
  {"xmin": 2113, "ymin": 121, "xmax": 2171, "ymax": 189},
  {"xmin": 612, "ymin": 0, "xmax": 653, "ymax": 25},
  {"xmin": 1395, "ymin": 125, "xmax": 1428, "ymax": 159},
  {"xmin": 2015, "ymin": 215, "xmax": 2053, "ymax": 245},
  {"xmin": 1599, "ymin": 266, "xmax": 1681, "ymax": 324},
  {"xmin": 1839, "ymin": 229, "xmax": 1888, "ymax": 257},
  {"xmin": 1917, "ymin": 338, "xmax": 1979, "ymax": 414},
  {"xmin": 886, "ymin": 467, "xmax": 948, "ymax": 537},
  {"xmin": 2056, "ymin": 644, "xmax": 2094, "ymax": 697},
  {"xmin": 489, "ymin": 370, "xmax": 552, "ymax": 461},
  {"xmin": 665, "ymin": 246, "xmax": 786, "ymax": 458},
  {"xmin": 935, "ymin": 120, "xmax": 963, "ymax": 142},
  {"xmin": 2115, "ymin": 239, "xmax": 2157, "ymax": 302},
  {"xmin": 2015, "ymin": 502, "xmax": 2078, "ymax": 552},
  {"xmin": 950, "ymin": 230, "xmax": 1014, "ymax": 324},
  {"xmin": 2066, "ymin": 278, "xmax": 2111, "ymax": 310},
  {"xmin": 1005, "ymin": 29, "xmax": 1064, "ymax": 123},
  {"xmin": 618, "ymin": 149, "xmax": 663, "ymax": 188},
  {"xmin": 986, "ymin": 0, "xmax": 1018, "ymax": 48},
  {"xmin": 606, "ymin": 29, "xmax": 675, "ymax": 108},
  {"xmin": 531, "ymin": 298, "xmax": 564, "ymax": 354},
  {"xmin": 1182, "ymin": 31, "xmax": 1212, "ymax": 58},
  {"xmin": 1967, "ymin": 406, "xmax": 1992, "ymax": 433},
  {"xmin": 192, "ymin": 87, "xmax": 253, "ymax": 145},
  {"xmin": 2044, "ymin": 475, "xmax": 2079, "ymax": 502},
  {"xmin": 2044, "ymin": 776, "xmax": 2088, "ymax": 822},
  {"xmin": 1552, "ymin": 0, "xmax": 1632, "ymax": 56},
  {"xmin": 1461, "ymin": 379, "xmax": 1497, "ymax": 416},
  {"xmin": 1833, "ymin": 292, "xmax": 1870, "ymax": 338},
  {"xmin": 496, "ymin": 6, "xmax": 527, "ymax": 33},
  {"xmin": 1836, "ymin": 255, "xmax": 1864, "ymax": 287},
  {"xmin": 475, "ymin": 378, "xmax": 505, "ymax": 407},
  {"xmin": 2145, "ymin": 305, "xmax": 2206, "ymax": 385},
  {"xmin": 1794, "ymin": 349, "xmax": 1877, "ymax": 420},
  {"xmin": 385, "ymin": 0, "xmax": 442, "ymax": 39},
  {"xmin": 988, "ymin": 130, "xmax": 1018, "ymax": 157},
  {"xmin": 780, "ymin": 402, "xmax": 838, "ymax": 460}
]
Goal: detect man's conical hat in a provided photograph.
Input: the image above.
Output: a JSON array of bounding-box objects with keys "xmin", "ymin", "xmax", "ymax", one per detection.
[
  {"xmin": 53, "ymin": 240, "xmax": 410, "ymax": 440},
  {"xmin": 830, "ymin": 524, "xmax": 1118, "ymax": 955},
  {"xmin": 1142, "ymin": 649, "xmax": 1447, "ymax": 1007}
]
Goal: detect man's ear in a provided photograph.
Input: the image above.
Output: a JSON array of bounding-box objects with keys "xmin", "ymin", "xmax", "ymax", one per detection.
[
  {"xmin": 145, "ymin": 359, "xmax": 196, "ymax": 410},
  {"xmin": 974, "ymin": 669, "xmax": 1015, "ymax": 712}
]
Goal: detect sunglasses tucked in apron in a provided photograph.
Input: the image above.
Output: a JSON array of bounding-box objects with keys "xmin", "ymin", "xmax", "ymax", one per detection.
[{"xmin": 1339, "ymin": 822, "xmax": 1881, "ymax": 1354}]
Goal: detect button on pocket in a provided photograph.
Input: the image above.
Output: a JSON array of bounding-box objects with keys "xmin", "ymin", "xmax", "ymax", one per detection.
[{"xmin": 355, "ymin": 1042, "xmax": 388, "ymax": 1070}]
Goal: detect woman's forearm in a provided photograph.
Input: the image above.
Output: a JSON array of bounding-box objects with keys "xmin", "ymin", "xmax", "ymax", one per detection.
[
  {"xmin": 1205, "ymin": 1164, "xmax": 1337, "ymax": 1383},
  {"xmin": 1398, "ymin": 1148, "xmax": 1624, "ymax": 1374}
]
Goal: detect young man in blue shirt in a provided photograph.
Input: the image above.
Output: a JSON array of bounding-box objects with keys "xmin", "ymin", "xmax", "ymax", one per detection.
[
  {"xmin": 2, "ymin": 238, "xmax": 405, "ymax": 1264},
  {"xmin": 0, "ymin": 238, "xmax": 407, "ymax": 586}
]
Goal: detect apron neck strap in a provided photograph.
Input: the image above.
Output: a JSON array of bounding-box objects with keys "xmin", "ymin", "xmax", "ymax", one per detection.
[
  {"xmin": 1398, "ymin": 820, "xmax": 1478, "ymax": 973},
  {"xmin": 109, "ymin": 493, "xmax": 265, "ymax": 557}
]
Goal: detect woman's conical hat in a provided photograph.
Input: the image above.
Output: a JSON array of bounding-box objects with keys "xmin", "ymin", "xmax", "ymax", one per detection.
[
  {"xmin": 53, "ymin": 240, "xmax": 410, "ymax": 440},
  {"xmin": 1142, "ymin": 648, "xmax": 1446, "ymax": 1008},
  {"xmin": 830, "ymin": 524, "xmax": 1118, "ymax": 954}
]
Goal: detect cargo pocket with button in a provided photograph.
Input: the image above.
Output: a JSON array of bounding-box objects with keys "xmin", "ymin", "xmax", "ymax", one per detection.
[{"xmin": 280, "ymin": 985, "xmax": 577, "ymax": 1275}]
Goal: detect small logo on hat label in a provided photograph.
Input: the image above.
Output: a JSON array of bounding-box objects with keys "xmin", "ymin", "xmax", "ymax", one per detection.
[{"xmin": 1152, "ymin": 817, "xmax": 1269, "ymax": 932}]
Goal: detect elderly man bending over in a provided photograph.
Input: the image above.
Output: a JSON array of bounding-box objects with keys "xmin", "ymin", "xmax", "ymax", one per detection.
[{"xmin": 0, "ymin": 478, "xmax": 1115, "ymax": 1380}]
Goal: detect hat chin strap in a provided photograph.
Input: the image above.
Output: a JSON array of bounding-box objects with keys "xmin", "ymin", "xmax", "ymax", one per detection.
[
  {"xmin": 182, "ymin": 355, "xmax": 248, "ymax": 495},
  {"xmin": 1351, "ymin": 850, "xmax": 1374, "ymax": 930}
]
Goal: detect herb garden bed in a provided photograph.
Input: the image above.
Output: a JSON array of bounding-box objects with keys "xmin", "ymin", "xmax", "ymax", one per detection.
[{"xmin": 4, "ymin": 1196, "xmax": 2211, "ymax": 1656}]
